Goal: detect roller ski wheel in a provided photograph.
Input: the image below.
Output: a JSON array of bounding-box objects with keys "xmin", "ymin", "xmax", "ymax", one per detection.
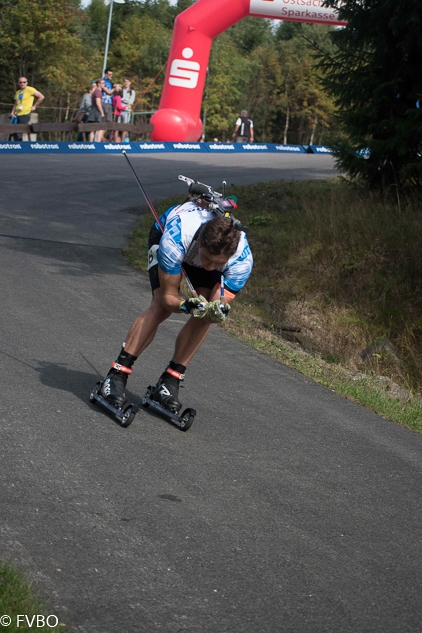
[
  {"xmin": 141, "ymin": 385, "xmax": 196, "ymax": 432},
  {"xmin": 120, "ymin": 404, "xmax": 136, "ymax": 428},
  {"xmin": 89, "ymin": 382, "xmax": 101, "ymax": 403},
  {"xmin": 179, "ymin": 408, "xmax": 196, "ymax": 432},
  {"xmin": 89, "ymin": 380, "xmax": 137, "ymax": 428}
]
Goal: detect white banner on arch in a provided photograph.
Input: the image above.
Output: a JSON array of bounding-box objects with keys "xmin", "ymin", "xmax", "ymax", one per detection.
[{"xmin": 249, "ymin": 0, "xmax": 345, "ymax": 26}]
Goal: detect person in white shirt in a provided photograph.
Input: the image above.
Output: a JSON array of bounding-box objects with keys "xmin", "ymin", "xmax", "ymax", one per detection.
[
  {"xmin": 121, "ymin": 77, "xmax": 136, "ymax": 142},
  {"xmin": 232, "ymin": 109, "xmax": 254, "ymax": 143}
]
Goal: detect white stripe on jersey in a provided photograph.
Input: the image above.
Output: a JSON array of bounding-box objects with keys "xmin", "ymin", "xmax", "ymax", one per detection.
[{"xmin": 156, "ymin": 201, "xmax": 253, "ymax": 293}]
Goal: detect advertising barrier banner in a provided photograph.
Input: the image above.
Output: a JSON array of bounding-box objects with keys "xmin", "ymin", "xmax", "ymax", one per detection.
[
  {"xmin": 308, "ymin": 145, "xmax": 332, "ymax": 154},
  {"xmin": 167, "ymin": 142, "xmax": 209, "ymax": 152},
  {"xmin": 0, "ymin": 141, "xmax": 330, "ymax": 155}
]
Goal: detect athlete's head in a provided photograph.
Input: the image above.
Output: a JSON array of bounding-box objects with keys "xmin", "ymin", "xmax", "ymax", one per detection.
[{"xmin": 198, "ymin": 217, "xmax": 241, "ymax": 270}]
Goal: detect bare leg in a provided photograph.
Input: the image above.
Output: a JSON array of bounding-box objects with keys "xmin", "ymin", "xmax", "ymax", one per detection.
[
  {"xmin": 125, "ymin": 284, "xmax": 228, "ymax": 365},
  {"xmin": 172, "ymin": 284, "xmax": 222, "ymax": 366},
  {"xmin": 99, "ymin": 291, "xmax": 171, "ymax": 406},
  {"xmin": 172, "ymin": 317, "xmax": 211, "ymax": 366},
  {"xmin": 124, "ymin": 291, "xmax": 171, "ymax": 357}
]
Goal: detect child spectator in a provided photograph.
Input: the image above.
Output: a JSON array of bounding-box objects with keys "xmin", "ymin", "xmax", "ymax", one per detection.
[{"xmin": 111, "ymin": 84, "xmax": 126, "ymax": 142}]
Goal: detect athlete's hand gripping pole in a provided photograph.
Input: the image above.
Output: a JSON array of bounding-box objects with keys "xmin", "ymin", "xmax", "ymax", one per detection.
[{"xmin": 121, "ymin": 150, "xmax": 198, "ymax": 298}]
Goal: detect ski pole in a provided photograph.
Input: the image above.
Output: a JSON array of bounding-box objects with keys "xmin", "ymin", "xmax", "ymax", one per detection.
[{"xmin": 121, "ymin": 150, "xmax": 198, "ymax": 297}]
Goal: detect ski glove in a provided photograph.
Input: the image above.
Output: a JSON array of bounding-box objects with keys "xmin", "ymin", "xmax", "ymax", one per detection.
[
  {"xmin": 179, "ymin": 295, "xmax": 207, "ymax": 314},
  {"xmin": 200, "ymin": 300, "xmax": 231, "ymax": 323},
  {"xmin": 180, "ymin": 296, "xmax": 230, "ymax": 322}
]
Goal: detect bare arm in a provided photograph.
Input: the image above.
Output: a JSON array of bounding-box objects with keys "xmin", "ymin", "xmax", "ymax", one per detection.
[
  {"xmin": 95, "ymin": 96, "xmax": 105, "ymax": 117},
  {"xmin": 32, "ymin": 90, "xmax": 45, "ymax": 111},
  {"xmin": 158, "ymin": 268, "xmax": 185, "ymax": 312}
]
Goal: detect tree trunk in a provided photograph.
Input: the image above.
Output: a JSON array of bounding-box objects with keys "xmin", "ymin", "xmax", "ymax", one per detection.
[
  {"xmin": 309, "ymin": 113, "xmax": 318, "ymax": 146},
  {"xmin": 64, "ymin": 91, "xmax": 71, "ymax": 141},
  {"xmin": 284, "ymin": 104, "xmax": 290, "ymax": 145}
]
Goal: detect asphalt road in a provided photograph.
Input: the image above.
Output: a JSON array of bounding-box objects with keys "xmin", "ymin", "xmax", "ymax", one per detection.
[{"xmin": 1, "ymin": 153, "xmax": 421, "ymax": 633}]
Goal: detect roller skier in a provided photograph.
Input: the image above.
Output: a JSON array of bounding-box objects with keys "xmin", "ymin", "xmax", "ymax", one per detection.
[{"xmin": 90, "ymin": 159, "xmax": 253, "ymax": 430}]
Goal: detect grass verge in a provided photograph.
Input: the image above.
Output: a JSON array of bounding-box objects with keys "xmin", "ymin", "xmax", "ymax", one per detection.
[
  {"xmin": 124, "ymin": 179, "xmax": 422, "ymax": 432},
  {"xmin": 0, "ymin": 563, "xmax": 69, "ymax": 632}
]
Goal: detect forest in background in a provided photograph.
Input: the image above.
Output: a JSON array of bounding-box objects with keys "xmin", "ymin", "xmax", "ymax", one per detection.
[{"xmin": 0, "ymin": 0, "xmax": 340, "ymax": 144}]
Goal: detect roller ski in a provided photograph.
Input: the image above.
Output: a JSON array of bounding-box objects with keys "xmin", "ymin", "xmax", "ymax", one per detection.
[
  {"xmin": 141, "ymin": 365, "xmax": 196, "ymax": 432},
  {"xmin": 89, "ymin": 350, "xmax": 138, "ymax": 428}
]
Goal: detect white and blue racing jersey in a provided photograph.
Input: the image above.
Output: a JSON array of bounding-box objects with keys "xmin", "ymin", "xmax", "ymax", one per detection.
[{"xmin": 156, "ymin": 201, "xmax": 253, "ymax": 293}]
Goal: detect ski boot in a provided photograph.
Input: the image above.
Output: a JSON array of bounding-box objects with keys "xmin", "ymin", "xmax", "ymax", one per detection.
[
  {"xmin": 153, "ymin": 367, "xmax": 184, "ymax": 413},
  {"xmin": 142, "ymin": 363, "xmax": 196, "ymax": 432},
  {"xmin": 101, "ymin": 367, "xmax": 128, "ymax": 405},
  {"xmin": 89, "ymin": 349, "xmax": 138, "ymax": 428}
]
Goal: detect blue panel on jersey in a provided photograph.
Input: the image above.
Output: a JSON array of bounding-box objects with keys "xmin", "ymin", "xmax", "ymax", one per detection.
[
  {"xmin": 237, "ymin": 243, "xmax": 252, "ymax": 261},
  {"xmin": 154, "ymin": 205, "xmax": 178, "ymax": 231},
  {"xmin": 156, "ymin": 214, "xmax": 184, "ymax": 274},
  {"xmin": 165, "ymin": 215, "xmax": 182, "ymax": 241}
]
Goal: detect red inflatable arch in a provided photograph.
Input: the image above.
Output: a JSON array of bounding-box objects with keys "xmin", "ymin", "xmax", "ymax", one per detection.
[{"xmin": 151, "ymin": 0, "xmax": 345, "ymax": 141}]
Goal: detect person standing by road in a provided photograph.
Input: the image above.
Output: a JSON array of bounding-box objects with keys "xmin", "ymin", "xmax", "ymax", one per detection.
[
  {"xmin": 77, "ymin": 85, "xmax": 95, "ymax": 121},
  {"xmin": 232, "ymin": 109, "xmax": 254, "ymax": 143},
  {"xmin": 101, "ymin": 68, "xmax": 115, "ymax": 139},
  {"xmin": 87, "ymin": 78, "xmax": 106, "ymax": 142},
  {"xmin": 111, "ymin": 83, "xmax": 126, "ymax": 142},
  {"xmin": 10, "ymin": 77, "xmax": 45, "ymax": 140},
  {"xmin": 121, "ymin": 77, "xmax": 136, "ymax": 122},
  {"xmin": 121, "ymin": 77, "xmax": 136, "ymax": 142},
  {"xmin": 75, "ymin": 84, "xmax": 95, "ymax": 141}
]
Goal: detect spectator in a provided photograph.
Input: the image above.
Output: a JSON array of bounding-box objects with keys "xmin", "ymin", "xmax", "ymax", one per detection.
[
  {"xmin": 111, "ymin": 84, "xmax": 126, "ymax": 142},
  {"xmin": 232, "ymin": 109, "xmax": 254, "ymax": 143},
  {"xmin": 10, "ymin": 77, "xmax": 45, "ymax": 141},
  {"xmin": 101, "ymin": 68, "xmax": 115, "ymax": 137},
  {"xmin": 112, "ymin": 84, "xmax": 126, "ymax": 120},
  {"xmin": 121, "ymin": 77, "xmax": 136, "ymax": 142},
  {"xmin": 87, "ymin": 78, "xmax": 105, "ymax": 142},
  {"xmin": 75, "ymin": 84, "xmax": 94, "ymax": 141},
  {"xmin": 77, "ymin": 85, "xmax": 94, "ymax": 120}
]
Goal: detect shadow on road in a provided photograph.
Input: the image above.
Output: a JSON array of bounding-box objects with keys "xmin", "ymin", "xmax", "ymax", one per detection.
[
  {"xmin": 35, "ymin": 359, "xmax": 142, "ymax": 408},
  {"xmin": 0, "ymin": 233, "xmax": 136, "ymax": 279},
  {"xmin": 34, "ymin": 358, "xmax": 181, "ymax": 431}
]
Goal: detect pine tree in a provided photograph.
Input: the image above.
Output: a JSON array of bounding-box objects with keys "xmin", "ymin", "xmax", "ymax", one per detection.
[{"xmin": 320, "ymin": 0, "xmax": 422, "ymax": 191}]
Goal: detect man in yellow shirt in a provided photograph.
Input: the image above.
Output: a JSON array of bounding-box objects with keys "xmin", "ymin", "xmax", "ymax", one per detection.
[{"xmin": 10, "ymin": 77, "xmax": 45, "ymax": 140}]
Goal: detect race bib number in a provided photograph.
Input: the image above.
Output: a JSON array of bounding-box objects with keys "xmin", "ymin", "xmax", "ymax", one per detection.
[{"xmin": 147, "ymin": 244, "xmax": 159, "ymax": 270}]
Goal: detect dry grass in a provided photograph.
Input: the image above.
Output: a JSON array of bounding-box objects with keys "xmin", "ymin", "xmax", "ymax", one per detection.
[
  {"xmin": 228, "ymin": 179, "xmax": 422, "ymax": 394},
  {"xmin": 124, "ymin": 179, "xmax": 422, "ymax": 430}
]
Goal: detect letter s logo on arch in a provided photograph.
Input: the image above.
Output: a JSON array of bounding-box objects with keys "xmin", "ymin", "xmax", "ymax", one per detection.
[{"xmin": 169, "ymin": 47, "xmax": 200, "ymax": 89}]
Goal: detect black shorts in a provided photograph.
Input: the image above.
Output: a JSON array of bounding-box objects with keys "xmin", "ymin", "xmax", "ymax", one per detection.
[{"xmin": 147, "ymin": 224, "xmax": 227, "ymax": 294}]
